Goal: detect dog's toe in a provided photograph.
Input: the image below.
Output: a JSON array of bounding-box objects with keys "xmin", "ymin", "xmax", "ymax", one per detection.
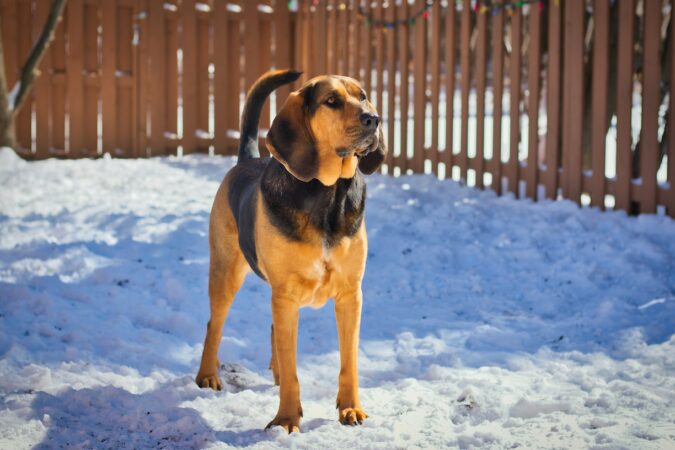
[
  {"xmin": 265, "ymin": 415, "xmax": 301, "ymax": 433},
  {"xmin": 196, "ymin": 373, "xmax": 223, "ymax": 391},
  {"xmin": 338, "ymin": 407, "xmax": 368, "ymax": 426}
]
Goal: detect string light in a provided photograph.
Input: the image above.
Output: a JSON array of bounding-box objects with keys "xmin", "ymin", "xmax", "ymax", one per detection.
[{"xmin": 352, "ymin": 0, "xmax": 551, "ymax": 31}]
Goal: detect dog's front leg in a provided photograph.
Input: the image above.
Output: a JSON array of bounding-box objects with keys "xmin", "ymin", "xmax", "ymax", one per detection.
[
  {"xmin": 265, "ymin": 297, "xmax": 302, "ymax": 433},
  {"xmin": 334, "ymin": 289, "xmax": 368, "ymax": 425}
]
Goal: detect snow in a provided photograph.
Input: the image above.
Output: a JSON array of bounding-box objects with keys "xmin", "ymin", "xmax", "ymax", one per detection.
[{"xmin": 0, "ymin": 146, "xmax": 674, "ymax": 449}]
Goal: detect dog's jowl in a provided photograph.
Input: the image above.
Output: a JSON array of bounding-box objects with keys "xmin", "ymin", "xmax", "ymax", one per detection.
[{"xmin": 195, "ymin": 69, "xmax": 386, "ymax": 433}]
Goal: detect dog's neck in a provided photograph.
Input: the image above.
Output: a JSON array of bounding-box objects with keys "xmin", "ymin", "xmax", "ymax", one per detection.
[{"xmin": 261, "ymin": 158, "xmax": 366, "ymax": 247}]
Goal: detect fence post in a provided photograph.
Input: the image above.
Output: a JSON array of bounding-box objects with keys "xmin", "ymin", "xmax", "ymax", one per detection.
[
  {"xmin": 525, "ymin": 4, "xmax": 541, "ymax": 200},
  {"xmin": 459, "ymin": 0, "xmax": 470, "ymax": 181},
  {"xmin": 508, "ymin": 7, "xmax": 522, "ymax": 197},
  {"xmin": 544, "ymin": 0, "xmax": 562, "ymax": 200},
  {"xmin": 590, "ymin": 0, "xmax": 609, "ymax": 209},
  {"xmin": 615, "ymin": 0, "xmax": 635, "ymax": 213},
  {"xmin": 490, "ymin": 1, "xmax": 503, "ymax": 193}
]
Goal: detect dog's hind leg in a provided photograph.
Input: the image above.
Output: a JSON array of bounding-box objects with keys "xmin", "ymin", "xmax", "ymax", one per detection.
[{"xmin": 196, "ymin": 194, "xmax": 248, "ymax": 391}]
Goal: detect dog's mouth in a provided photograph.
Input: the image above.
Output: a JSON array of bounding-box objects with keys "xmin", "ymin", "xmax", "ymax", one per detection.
[{"xmin": 336, "ymin": 132, "xmax": 378, "ymax": 158}]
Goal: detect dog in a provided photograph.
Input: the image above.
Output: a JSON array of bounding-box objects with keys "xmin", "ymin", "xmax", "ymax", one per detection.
[{"xmin": 195, "ymin": 69, "xmax": 386, "ymax": 433}]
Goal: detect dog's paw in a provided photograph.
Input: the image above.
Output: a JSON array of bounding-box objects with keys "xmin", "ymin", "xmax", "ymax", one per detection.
[
  {"xmin": 338, "ymin": 407, "xmax": 368, "ymax": 426},
  {"xmin": 195, "ymin": 373, "xmax": 223, "ymax": 391},
  {"xmin": 265, "ymin": 414, "xmax": 301, "ymax": 433}
]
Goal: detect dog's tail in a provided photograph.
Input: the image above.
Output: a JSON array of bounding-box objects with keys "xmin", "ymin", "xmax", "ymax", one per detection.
[{"xmin": 238, "ymin": 69, "xmax": 302, "ymax": 162}]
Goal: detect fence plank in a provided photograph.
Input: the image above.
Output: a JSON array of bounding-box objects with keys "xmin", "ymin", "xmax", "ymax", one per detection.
[
  {"xmin": 375, "ymin": 1, "xmax": 384, "ymax": 112},
  {"xmin": 591, "ymin": 0, "xmax": 609, "ymax": 208},
  {"xmin": 563, "ymin": 0, "xmax": 584, "ymax": 204},
  {"xmin": 328, "ymin": 0, "xmax": 337, "ymax": 74},
  {"xmin": 34, "ymin": 0, "xmax": 51, "ymax": 158},
  {"xmin": 166, "ymin": 5, "xmax": 179, "ymax": 154},
  {"xmin": 639, "ymin": 0, "xmax": 661, "ymax": 214},
  {"xmin": 148, "ymin": 0, "xmax": 165, "ymax": 155},
  {"xmin": 413, "ymin": 0, "xmax": 427, "ymax": 173},
  {"xmin": 136, "ymin": 0, "xmax": 148, "ymax": 156},
  {"xmin": 615, "ymin": 0, "xmax": 635, "ymax": 212},
  {"xmin": 475, "ymin": 6, "xmax": 487, "ymax": 189},
  {"xmin": 14, "ymin": 0, "xmax": 32, "ymax": 152},
  {"xmin": 259, "ymin": 8, "xmax": 272, "ymax": 154},
  {"xmin": 544, "ymin": 0, "xmax": 561, "ymax": 199},
  {"xmin": 274, "ymin": 1, "xmax": 292, "ymax": 107},
  {"xmin": 226, "ymin": 8, "xmax": 241, "ymax": 151},
  {"xmin": 669, "ymin": 1, "xmax": 675, "ymax": 218},
  {"xmin": 51, "ymin": 4, "xmax": 67, "ymax": 154},
  {"xmin": 363, "ymin": 0, "xmax": 372, "ymax": 95},
  {"xmin": 507, "ymin": 8, "xmax": 521, "ymax": 196},
  {"xmin": 430, "ymin": 0, "xmax": 441, "ymax": 176},
  {"xmin": 444, "ymin": 1, "xmax": 456, "ymax": 177},
  {"xmin": 398, "ymin": 0, "xmax": 409, "ymax": 172},
  {"xmin": 182, "ymin": 0, "xmax": 198, "ymax": 154},
  {"xmin": 213, "ymin": 1, "xmax": 229, "ymax": 153},
  {"xmin": 458, "ymin": 0, "xmax": 470, "ymax": 181},
  {"xmin": 196, "ymin": 7, "xmax": 211, "ymax": 148},
  {"xmin": 525, "ymin": 3, "xmax": 541, "ymax": 199},
  {"xmin": 101, "ymin": 0, "xmax": 117, "ymax": 155},
  {"xmin": 1, "ymin": 0, "xmax": 18, "ymax": 90},
  {"xmin": 348, "ymin": 0, "xmax": 358, "ymax": 78},
  {"xmin": 67, "ymin": 0, "xmax": 85, "ymax": 156},
  {"xmin": 338, "ymin": 0, "xmax": 348, "ymax": 75},
  {"xmin": 83, "ymin": 0, "xmax": 98, "ymax": 155},
  {"xmin": 116, "ymin": 3, "xmax": 134, "ymax": 155},
  {"xmin": 314, "ymin": 1, "xmax": 327, "ymax": 76},
  {"xmin": 385, "ymin": 0, "xmax": 396, "ymax": 170}
]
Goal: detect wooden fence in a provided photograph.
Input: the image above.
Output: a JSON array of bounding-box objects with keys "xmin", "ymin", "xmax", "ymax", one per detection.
[{"xmin": 1, "ymin": 0, "xmax": 673, "ymax": 217}]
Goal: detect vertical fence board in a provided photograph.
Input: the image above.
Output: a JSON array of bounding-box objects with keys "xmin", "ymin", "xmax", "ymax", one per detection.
[
  {"xmin": 639, "ymin": 0, "xmax": 661, "ymax": 213},
  {"xmin": 525, "ymin": 4, "xmax": 541, "ymax": 199},
  {"xmin": 116, "ymin": 4, "xmax": 134, "ymax": 155},
  {"xmin": 430, "ymin": 0, "xmax": 440, "ymax": 175},
  {"xmin": 51, "ymin": 7, "xmax": 67, "ymax": 154},
  {"xmin": 136, "ymin": 0, "xmax": 149, "ymax": 156},
  {"xmin": 458, "ymin": 0, "xmax": 470, "ymax": 180},
  {"xmin": 398, "ymin": 0, "xmax": 409, "ymax": 171},
  {"xmin": 491, "ymin": 3, "xmax": 504, "ymax": 194},
  {"xmin": 182, "ymin": 0, "xmax": 198, "ymax": 154},
  {"xmin": 385, "ymin": 0, "xmax": 396, "ymax": 170},
  {"xmin": 375, "ymin": 2, "xmax": 384, "ymax": 112},
  {"xmin": 563, "ymin": 0, "xmax": 584, "ymax": 204},
  {"xmin": 196, "ymin": 9, "xmax": 211, "ymax": 147},
  {"xmin": 591, "ymin": 0, "xmax": 609, "ymax": 208},
  {"xmin": 507, "ymin": 8, "xmax": 521, "ymax": 196},
  {"xmin": 338, "ymin": 0, "xmax": 348, "ymax": 74},
  {"xmin": 328, "ymin": 0, "xmax": 337, "ymax": 74},
  {"xmin": 475, "ymin": 6, "xmax": 486, "ymax": 189},
  {"xmin": 544, "ymin": 0, "xmax": 561, "ymax": 199},
  {"xmin": 413, "ymin": 0, "xmax": 427, "ymax": 173},
  {"xmin": 15, "ymin": 0, "xmax": 31, "ymax": 152},
  {"xmin": 1, "ymin": 0, "xmax": 18, "ymax": 93},
  {"xmin": 67, "ymin": 0, "xmax": 85, "ymax": 156},
  {"xmin": 274, "ymin": 0, "xmax": 292, "ymax": 107},
  {"xmin": 615, "ymin": 0, "xmax": 635, "ymax": 212},
  {"xmin": 226, "ymin": 8, "xmax": 241, "ymax": 150},
  {"xmin": 213, "ymin": 1, "xmax": 229, "ymax": 153},
  {"xmin": 314, "ymin": 1, "xmax": 327, "ymax": 76},
  {"xmin": 101, "ymin": 0, "xmax": 117, "ymax": 155},
  {"xmin": 34, "ymin": 0, "xmax": 51, "ymax": 158},
  {"xmin": 669, "ymin": 1, "xmax": 675, "ymax": 217},
  {"xmin": 148, "ymin": 0, "xmax": 165, "ymax": 155},
  {"xmin": 363, "ymin": 0, "xmax": 372, "ymax": 95},
  {"xmin": 259, "ymin": 10, "xmax": 272, "ymax": 154},
  {"xmin": 348, "ymin": 0, "xmax": 358, "ymax": 78},
  {"xmin": 83, "ymin": 0, "xmax": 98, "ymax": 155},
  {"xmin": 166, "ymin": 5, "xmax": 179, "ymax": 155},
  {"xmin": 444, "ymin": 2, "xmax": 456, "ymax": 176}
]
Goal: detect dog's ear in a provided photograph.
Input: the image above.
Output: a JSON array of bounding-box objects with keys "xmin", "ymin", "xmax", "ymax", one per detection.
[
  {"xmin": 266, "ymin": 90, "xmax": 318, "ymax": 182},
  {"xmin": 358, "ymin": 124, "xmax": 386, "ymax": 175}
]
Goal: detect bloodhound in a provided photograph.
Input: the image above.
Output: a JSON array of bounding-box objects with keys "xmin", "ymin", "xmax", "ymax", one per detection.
[{"xmin": 195, "ymin": 69, "xmax": 386, "ymax": 433}]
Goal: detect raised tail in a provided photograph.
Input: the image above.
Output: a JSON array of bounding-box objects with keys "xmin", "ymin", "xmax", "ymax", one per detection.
[{"xmin": 238, "ymin": 69, "xmax": 302, "ymax": 162}]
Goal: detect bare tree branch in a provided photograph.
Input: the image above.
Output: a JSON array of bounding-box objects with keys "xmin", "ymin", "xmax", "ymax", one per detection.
[{"xmin": 11, "ymin": 0, "xmax": 68, "ymax": 115}]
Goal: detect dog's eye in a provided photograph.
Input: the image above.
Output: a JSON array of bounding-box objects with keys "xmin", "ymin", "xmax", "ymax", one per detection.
[
  {"xmin": 359, "ymin": 91, "xmax": 366, "ymax": 101},
  {"xmin": 325, "ymin": 95, "xmax": 340, "ymax": 108}
]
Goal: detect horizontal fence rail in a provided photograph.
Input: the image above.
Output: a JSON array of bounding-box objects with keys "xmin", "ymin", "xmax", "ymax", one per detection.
[{"xmin": 1, "ymin": 0, "xmax": 673, "ymax": 218}]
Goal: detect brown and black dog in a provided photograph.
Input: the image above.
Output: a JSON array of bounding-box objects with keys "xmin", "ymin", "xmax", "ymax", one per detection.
[{"xmin": 195, "ymin": 69, "xmax": 386, "ymax": 433}]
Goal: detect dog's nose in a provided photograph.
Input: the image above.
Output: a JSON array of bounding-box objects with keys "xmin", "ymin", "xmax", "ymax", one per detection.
[{"xmin": 359, "ymin": 113, "xmax": 379, "ymax": 130}]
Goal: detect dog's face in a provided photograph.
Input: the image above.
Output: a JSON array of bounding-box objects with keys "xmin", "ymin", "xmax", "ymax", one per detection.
[{"xmin": 266, "ymin": 75, "xmax": 387, "ymax": 186}]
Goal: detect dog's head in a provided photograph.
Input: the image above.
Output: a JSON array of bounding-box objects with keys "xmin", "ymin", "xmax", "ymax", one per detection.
[{"xmin": 266, "ymin": 75, "xmax": 386, "ymax": 186}]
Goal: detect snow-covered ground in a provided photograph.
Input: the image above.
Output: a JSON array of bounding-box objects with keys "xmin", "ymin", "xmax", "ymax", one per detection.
[{"xmin": 0, "ymin": 147, "xmax": 674, "ymax": 449}]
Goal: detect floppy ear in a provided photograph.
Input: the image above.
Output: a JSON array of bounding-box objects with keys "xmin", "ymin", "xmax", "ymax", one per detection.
[
  {"xmin": 266, "ymin": 91, "xmax": 318, "ymax": 182},
  {"xmin": 358, "ymin": 124, "xmax": 387, "ymax": 175}
]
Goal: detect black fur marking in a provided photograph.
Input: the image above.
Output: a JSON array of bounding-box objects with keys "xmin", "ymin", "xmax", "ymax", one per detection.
[
  {"xmin": 261, "ymin": 159, "xmax": 365, "ymax": 247},
  {"xmin": 227, "ymin": 159, "xmax": 268, "ymax": 280}
]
